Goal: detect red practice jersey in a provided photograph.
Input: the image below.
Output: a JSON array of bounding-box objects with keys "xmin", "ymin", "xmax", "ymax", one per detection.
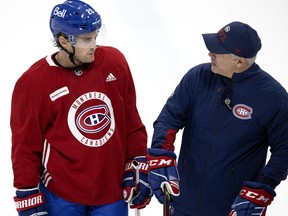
[{"xmin": 11, "ymin": 46, "xmax": 147, "ymax": 205}]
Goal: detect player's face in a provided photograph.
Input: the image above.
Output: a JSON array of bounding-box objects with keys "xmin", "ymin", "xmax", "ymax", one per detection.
[
  {"xmin": 73, "ymin": 31, "xmax": 99, "ymax": 64},
  {"xmin": 208, "ymin": 52, "xmax": 239, "ymax": 78}
]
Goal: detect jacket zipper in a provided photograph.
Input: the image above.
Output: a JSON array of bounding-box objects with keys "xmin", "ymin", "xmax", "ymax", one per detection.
[{"xmin": 197, "ymin": 86, "xmax": 224, "ymax": 215}]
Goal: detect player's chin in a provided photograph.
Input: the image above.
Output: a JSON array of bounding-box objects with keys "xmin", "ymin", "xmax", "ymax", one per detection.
[{"xmin": 83, "ymin": 56, "xmax": 95, "ymax": 63}]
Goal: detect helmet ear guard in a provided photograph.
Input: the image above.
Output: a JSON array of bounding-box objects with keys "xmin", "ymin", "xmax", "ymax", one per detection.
[
  {"xmin": 68, "ymin": 35, "xmax": 77, "ymax": 45},
  {"xmin": 50, "ymin": 0, "xmax": 102, "ymax": 45}
]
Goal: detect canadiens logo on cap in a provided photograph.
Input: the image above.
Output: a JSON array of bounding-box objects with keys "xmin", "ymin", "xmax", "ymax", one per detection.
[{"xmin": 232, "ymin": 104, "xmax": 253, "ymax": 120}]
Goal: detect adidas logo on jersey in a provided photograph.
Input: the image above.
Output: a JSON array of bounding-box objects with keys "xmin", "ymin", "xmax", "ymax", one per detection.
[{"xmin": 105, "ymin": 73, "xmax": 117, "ymax": 82}]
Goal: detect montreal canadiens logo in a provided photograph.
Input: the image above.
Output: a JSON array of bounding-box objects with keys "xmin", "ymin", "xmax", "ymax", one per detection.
[
  {"xmin": 77, "ymin": 105, "xmax": 111, "ymax": 133},
  {"xmin": 68, "ymin": 91, "xmax": 115, "ymax": 147},
  {"xmin": 232, "ymin": 104, "xmax": 253, "ymax": 120}
]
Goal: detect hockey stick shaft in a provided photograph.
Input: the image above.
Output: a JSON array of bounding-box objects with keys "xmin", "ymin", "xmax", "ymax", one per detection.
[
  {"xmin": 163, "ymin": 184, "xmax": 171, "ymax": 216},
  {"xmin": 132, "ymin": 160, "xmax": 141, "ymax": 216}
]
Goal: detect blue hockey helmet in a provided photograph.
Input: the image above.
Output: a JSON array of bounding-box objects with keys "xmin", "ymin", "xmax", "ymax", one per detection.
[{"xmin": 50, "ymin": 0, "xmax": 102, "ymax": 45}]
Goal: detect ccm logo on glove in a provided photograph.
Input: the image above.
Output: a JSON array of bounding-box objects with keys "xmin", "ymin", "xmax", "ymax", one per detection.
[
  {"xmin": 239, "ymin": 187, "xmax": 273, "ymax": 206},
  {"xmin": 14, "ymin": 193, "xmax": 45, "ymax": 212},
  {"xmin": 148, "ymin": 156, "xmax": 176, "ymax": 168}
]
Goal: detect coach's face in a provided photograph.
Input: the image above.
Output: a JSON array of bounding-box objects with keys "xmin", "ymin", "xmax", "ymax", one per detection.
[{"xmin": 208, "ymin": 52, "xmax": 244, "ymax": 78}]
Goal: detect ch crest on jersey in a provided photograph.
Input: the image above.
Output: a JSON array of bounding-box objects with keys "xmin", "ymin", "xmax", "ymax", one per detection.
[
  {"xmin": 77, "ymin": 105, "xmax": 111, "ymax": 133},
  {"xmin": 68, "ymin": 91, "xmax": 115, "ymax": 147}
]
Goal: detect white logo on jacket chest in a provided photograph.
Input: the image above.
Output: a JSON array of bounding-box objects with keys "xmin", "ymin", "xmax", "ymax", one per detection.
[{"xmin": 68, "ymin": 91, "xmax": 115, "ymax": 147}]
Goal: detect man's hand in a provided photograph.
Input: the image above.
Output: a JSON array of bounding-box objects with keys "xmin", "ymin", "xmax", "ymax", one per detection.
[
  {"xmin": 122, "ymin": 156, "xmax": 153, "ymax": 209},
  {"xmin": 229, "ymin": 181, "xmax": 276, "ymax": 216},
  {"xmin": 147, "ymin": 148, "xmax": 180, "ymax": 204},
  {"xmin": 14, "ymin": 187, "xmax": 48, "ymax": 216}
]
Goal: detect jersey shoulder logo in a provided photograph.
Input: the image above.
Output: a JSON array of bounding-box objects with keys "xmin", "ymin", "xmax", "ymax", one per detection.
[{"xmin": 232, "ymin": 104, "xmax": 253, "ymax": 120}]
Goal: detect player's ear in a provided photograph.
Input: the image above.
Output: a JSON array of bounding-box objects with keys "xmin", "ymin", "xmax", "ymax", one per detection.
[{"xmin": 58, "ymin": 35, "xmax": 70, "ymax": 48}]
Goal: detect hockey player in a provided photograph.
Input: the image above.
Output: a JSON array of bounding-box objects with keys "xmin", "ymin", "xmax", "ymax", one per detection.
[
  {"xmin": 11, "ymin": 1, "xmax": 152, "ymax": 215},
  {"xmin": 147, "ymin": 21, "xmax": 288, "ymax": 215}
]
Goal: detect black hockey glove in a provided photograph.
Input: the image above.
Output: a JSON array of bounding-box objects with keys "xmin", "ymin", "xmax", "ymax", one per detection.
[{"xmin": 14, "ymin": 187, "xmax": 48, "ymax": 216}]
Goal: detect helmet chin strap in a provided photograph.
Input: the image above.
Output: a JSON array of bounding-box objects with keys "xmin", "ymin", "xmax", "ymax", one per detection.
[
  {"xmin": 58, "ymin": 42, "xmax": 79, "ymax": 67},
  {"xmin": 66, "ymin": 46, "xmax": 78, "ymax": 67}
]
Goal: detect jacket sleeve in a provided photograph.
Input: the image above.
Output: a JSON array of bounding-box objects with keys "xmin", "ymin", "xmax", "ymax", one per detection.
[
  {"xmin": 151, "ymin": 69, "xmax": 196, "ymax": 151},
  {"xmin": 259, "ymin": 92, "xmax": 288, "ymax": 188}
]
